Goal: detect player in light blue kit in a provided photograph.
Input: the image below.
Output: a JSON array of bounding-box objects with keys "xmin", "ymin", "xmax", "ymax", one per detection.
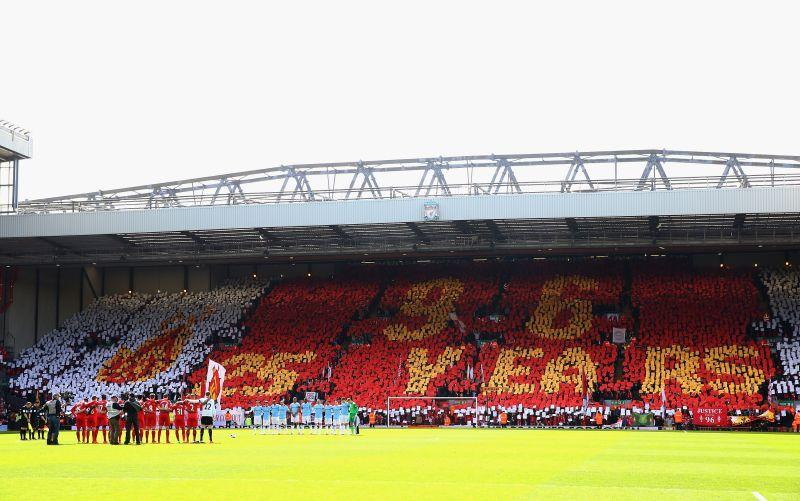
[
  {"xmin": 312, "ymin": 399, "xmax": 325, "ymax": 434},
  {"xmin": 327, "ymin": 401, "xmax": 338, "ymax": 435},
  {"xmin": 300, "ymin": 399, "xmax": 312, "ymax": 435},
  {"xmin": 338, "ymin": 400, "xmax": 350, "ymax": 435},
  {"xmin": 279, "ymin": 400, "xmax": 289, "ymax": 434},
  {"xmin": 256, "ymin": 402, "xmax": 267, "ymax": 435},
  {"xmin": 270, "ymin": 401, "xmax": 281, "ymax": 435},
  {"xmin": 289, "ymin": 397, "xmax": 301, "ymax": 435},
  {"xmin": 251, "ymin": 402, "xmax": 263, "ymax": 435}
]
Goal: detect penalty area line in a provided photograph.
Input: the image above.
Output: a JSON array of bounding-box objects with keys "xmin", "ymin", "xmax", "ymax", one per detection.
[{"xmin": 752, "ymin": 491, "xmax": 767, "ymax": 501}]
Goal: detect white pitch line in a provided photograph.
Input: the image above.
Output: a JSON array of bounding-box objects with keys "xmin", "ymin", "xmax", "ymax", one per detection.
[{"xmin": 752, "ymin": 491, "xmax": 767, "ymax": 501}]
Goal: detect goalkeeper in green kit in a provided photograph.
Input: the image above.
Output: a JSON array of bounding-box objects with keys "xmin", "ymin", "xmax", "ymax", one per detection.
[{"xmin": 348, "ymin": 399, "xmax": 359, "ymax": 435}]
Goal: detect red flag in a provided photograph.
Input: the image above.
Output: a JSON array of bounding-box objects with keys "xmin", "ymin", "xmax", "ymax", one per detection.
[{"xmin": 205, "ymin": 359, "xmax": 226, "ymax": 404}]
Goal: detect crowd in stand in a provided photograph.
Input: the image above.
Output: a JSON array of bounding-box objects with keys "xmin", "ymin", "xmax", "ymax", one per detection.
[
  {"xmin": 6, "ymin": 261, "xmax": 800, "ymax": 431},
  {"xmin": 9, "ymin": 283, "xmax": 265, "ymax": 402},
  {"xmin": 754, "ymin": 268, "xmax": 800, "ymax": 400},
  {"xmin": 186, "ymin": 275, "xmax": 379, "ymax": 408}
]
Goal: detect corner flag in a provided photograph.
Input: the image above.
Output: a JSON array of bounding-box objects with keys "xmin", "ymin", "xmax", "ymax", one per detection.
[{"xmin": 205, "ymin": 359, "xmax": 226, "ymax": 404}]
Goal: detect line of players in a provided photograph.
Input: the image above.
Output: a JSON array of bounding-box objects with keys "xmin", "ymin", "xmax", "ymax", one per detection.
[
  {"xmin": 70, "ymin": 393, "xmax": 206, "ymax": 444},
  {"xmin": 251, "ymin": 397, "xmax": 359, "ymax": 435}
]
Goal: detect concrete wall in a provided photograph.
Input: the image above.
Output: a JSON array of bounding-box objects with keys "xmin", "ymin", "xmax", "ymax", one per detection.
[{"xmin": 3, "ymin": 267, "xmax": 35, "ymax": 356}]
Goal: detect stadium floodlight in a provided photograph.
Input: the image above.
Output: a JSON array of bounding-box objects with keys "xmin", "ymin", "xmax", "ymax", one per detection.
[
  {"xmin": 386, "ymin": 396, "xmax": 478, "ymax": 428},
  {"xmin": 0, "ymin": 118, "xmax": 31, "ymax": 214}
]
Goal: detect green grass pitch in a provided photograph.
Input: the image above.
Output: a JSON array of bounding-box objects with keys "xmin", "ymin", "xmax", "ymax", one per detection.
[{"xmin": 1, "ymin": 429, "xmax": 799, "ymax": 500}]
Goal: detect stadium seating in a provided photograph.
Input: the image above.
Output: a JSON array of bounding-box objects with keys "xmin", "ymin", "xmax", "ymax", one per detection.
[
  {"xmin": 753, "ymin": 268, "xmax": 800, "ymax": 399},
  {"xmin": 623, "ymin": 263, "xmax": 774, "ymax": 410},
  {"xmin": 7, "ymin": 260, "xmax": 794, "ymax": 421},
  {"xmin": 478, "ymin": 262, "xmax": 626, "ymax": 410},
  {"xmin": 10, "ymin": 284, "xmax": 264, "ymax": 400},
  {"xmin": 187, "ymin": 275, "xmax": 379, "ymax": 408},
  {"xmin": 329, "ymin": 264, "xmax": 495, "ymax": 409}
]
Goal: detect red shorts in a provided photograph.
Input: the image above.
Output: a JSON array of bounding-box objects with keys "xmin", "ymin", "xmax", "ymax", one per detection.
[
  {"xmin": 158, "ymin": 413, "xmax": 171, "ymax": 427},
  {"xmin": 144, "ymin": 413, "xmax": 157, "ymax": 428},
  {"xmin": 76, "ymin": 417, "xmax": 86, "ymax": 428},
  {"xmin": 97, "ymin": 416, "xmax": 109, "ymax": 427},
  {"xmin": 173, "ymin": 418, "xmax": 185, "ymax": 428},
  {"xmin": 87, "ymin": 415, "xmax": 99, "ymax": 428},
  {"xmin": 187, "ymin": 417, "xmax": 199, "ymax": 428}
]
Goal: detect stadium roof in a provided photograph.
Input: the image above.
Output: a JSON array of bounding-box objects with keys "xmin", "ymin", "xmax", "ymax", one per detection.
[
  {"xmin": 2, "ymin": 187, "xmax": 799, "ymax": 265},
  {"xmin": 0, "ymin": 120, "xmax": 32, "ymax": 161},
  {"xmin": 15, "ymin": 149, "xmax": 800, "ymax": 211},
  {"xmin": 2, "ymin": 149, "xmax": 799, "ymax": 265}
]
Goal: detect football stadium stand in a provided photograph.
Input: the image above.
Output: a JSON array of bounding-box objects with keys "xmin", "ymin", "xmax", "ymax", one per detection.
[
  {"xmin": 754, "ymin": 268, "xmax": 800, "ymax": 399},
  {"xmin": 6, "ymin": 260, "xmax": 799, "ymax": 426},
  {"xmin": 9, "ymin": 283, "xmax": 265, "ymax": 399}
]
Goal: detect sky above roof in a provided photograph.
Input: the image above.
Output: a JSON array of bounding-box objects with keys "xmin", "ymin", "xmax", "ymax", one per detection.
[{"xmin": 3, "ymin": 1, "xmax": 799, "ymax": 200}]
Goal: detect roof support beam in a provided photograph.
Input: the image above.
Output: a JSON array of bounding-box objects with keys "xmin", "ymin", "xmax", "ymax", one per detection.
[
  {"xmin": 561, "ymin": 155, "xmax": 596, "ymax": 193},
  {"xmin": 415, "ymin": 160, "xmax": 451, "ymax": 197},
  {"xmin": 147, "ymin": 187, "xmax": 181, "ymax": 209},
  {"xmin": 18, "ymin": 149, "xmax": 800, "ymax": 212},
  {"xmin": 488, "ymin": 159, "xmax": 522, "ymax": 194},
  {"xmin": 406, "ymin": 222, "xmax": 431, "ymax": 244},
  {"xmin": 636, "ymin": 154, "xmax": 672, "ymax": 191},
  {"xmin": 565, "ymin": 217, "xmax": 579, "ymax": 236},
  {"xmin": 328, "ymin": 225, "xmax": 352, "ymax": 240},
  {"xmin": 733, "ymin": 213, "xmax": 746, "ymax": 229},
  {"xmin": 181, "ymin": 231, "xmax": 206, "ymax": 245},
  {"xmin": 37, "ymin": 236, "xmax": 74, "ymax": 257},
  {"xmin": 453, "ymin": 220, "xmax": 475, "ymax": 235},
  {"xmin": 485, "ymin": 220, "xmax": 507, "ymax": 242},
  {"xmin": 210, "ymin": 179, "xmax": 248, "ymax": 205},
  {"xmin": 38, "ymin": 237, "xmax": 71, "ymax": 251},
  {"xmin": 648, "ymin": 215, "xmax": 660, "ymax": 235},
  {"xmin": 345, "ymin": 162, "xmax": 383, "ymax": 200},
  {"xmin": 277, "ymin": 167, "xmax": 316, "ymax": 202},
  {"xmin": 256, "ymin": 228, "xmax": 281, "ymax": 244},
  {"xmin": 106, "ymin": 234, "xmax": 136, "ymax": 247},
  {"xmin": 717, "ymin": 157, "xmax": 751, "ymax": 189}
]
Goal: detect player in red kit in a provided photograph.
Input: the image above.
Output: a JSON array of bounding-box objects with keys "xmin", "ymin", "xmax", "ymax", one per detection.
[
  {"xmin": 142, "ymin": 394, "xmax": 157, "ymax": 444},
  {"xmin": 71, "ymin": 399, "xmax": 87, "ymax": 443},
  {"xmin": 156, "ymin": 396, "xmax": 172, "ymax": 443},
  {"xmin": 86, "ymin": 396, "xmax": 100, "ymax": 443},
  {"xmin": 136, "ymin": 397, "xmax": 145, "ymax": 443},
  {"xmin": 97, "ymin": 395, "xmax": 109, "ymax": 444},
  {"xmin": 185, "ymin": 396, "xmax": 200, "ymax": 442},
  {"xmin": 172, "ymin": 400, "xmax": 187, "ymax": 443}
]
